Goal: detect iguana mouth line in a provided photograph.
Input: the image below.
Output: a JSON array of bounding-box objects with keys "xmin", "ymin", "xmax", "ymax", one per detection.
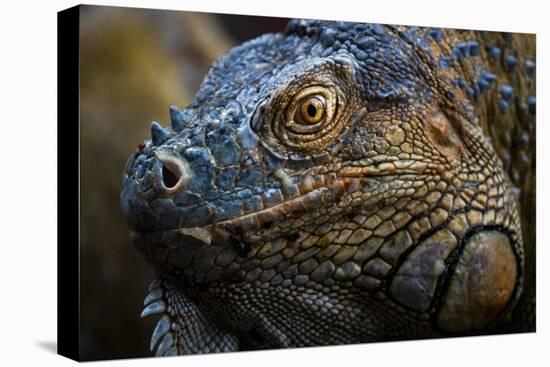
[
  {"xmin": 126, "ymin": 186, "xmax": 331, "ymax": 239},
  {"xmin": 208, "ymin": 165, "xmax": 431, "ymax": 230},
  {"xmin": 129, "ymin": 165, "xmax": 427, "ymax": 237},
  {"xmin": 208, "ymin": 186, "xmax": 332, "ymax": 231}
]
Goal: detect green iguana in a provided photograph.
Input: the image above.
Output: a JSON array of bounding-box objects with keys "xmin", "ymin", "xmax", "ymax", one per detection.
[{"xmin": 121, "ymin": 19, "xmax": 535, "ymax": 355}]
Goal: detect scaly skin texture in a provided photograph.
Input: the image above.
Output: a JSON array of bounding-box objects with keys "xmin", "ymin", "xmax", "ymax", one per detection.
[{"xmin": 120, "ymin": 20, "xmax": 535, "ymax": 355}]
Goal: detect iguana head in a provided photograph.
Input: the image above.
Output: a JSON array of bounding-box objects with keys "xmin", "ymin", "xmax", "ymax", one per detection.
[{"xmin": 121, "ymin": 20, "xmax": 523, "ymax": 350}]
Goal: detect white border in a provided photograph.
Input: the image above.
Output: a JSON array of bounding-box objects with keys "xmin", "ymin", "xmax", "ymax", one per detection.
[{"xmin": 0, "ymin": 0, "xmax": 546, "ymax": 366}]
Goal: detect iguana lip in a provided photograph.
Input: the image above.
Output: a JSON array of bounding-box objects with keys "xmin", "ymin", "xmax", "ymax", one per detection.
[
  {"xmin": 202, "ymin": 161, "xmax": 437, "ymax": 243},
  {"xmin": 208, "ymin": 186, "xmax": 332, "ymax": 231},
  {"xmin": 125, "ymin": 160, "xmax": 432, "ymax": 239},
  {"xmin": 126, "ymin": 185, "xmax": 335, "ymax": 246},
  {"xmin": 213, "ymin": 161, "xmax": 431, "ymax": 220},
  {"xmin": 125, "ymin": 174, "xmax": 355, "ymax": 252}
]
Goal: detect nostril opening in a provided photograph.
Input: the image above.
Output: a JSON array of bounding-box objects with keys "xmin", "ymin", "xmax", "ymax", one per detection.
[
  {"xmin": 155, "ymin": 150, "xmax": 191, "ymax": 192},
  {"xmin": 162, "ymin": 163, "xmax": 180, "ymax": 189}
]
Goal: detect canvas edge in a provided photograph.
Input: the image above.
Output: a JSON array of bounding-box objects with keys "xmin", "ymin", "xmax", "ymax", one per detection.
[{"xmin": 57, "ymin": 4, "xmax": 81, "ymax": 362}]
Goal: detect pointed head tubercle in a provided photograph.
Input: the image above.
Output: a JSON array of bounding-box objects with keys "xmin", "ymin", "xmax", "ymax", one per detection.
[
  {"xmin": 150, "ymin": 121, "xmax": 170, "ymax": 146},
  {"xmin": 169, "ymin": 105, "xmax": 187, "ymax": 131}
]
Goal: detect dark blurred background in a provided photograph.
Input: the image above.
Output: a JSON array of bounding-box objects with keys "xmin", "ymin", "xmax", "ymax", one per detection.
[{"xmin": 79, "ymin": 5, "xmax": 288, "ymax": 360}]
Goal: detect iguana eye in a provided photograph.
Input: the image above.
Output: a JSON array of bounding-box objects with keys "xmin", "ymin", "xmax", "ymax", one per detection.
[
  {"xmin": 283, "ymin": 86, "xmax": 334, "ymax": 135},
  {"xmin": 253, "ymin": 59, "xmax": 361, "ymax": 153},
  {"xmin": 297, "ymin": 95, "xmax": 326, "ymax": 124}
]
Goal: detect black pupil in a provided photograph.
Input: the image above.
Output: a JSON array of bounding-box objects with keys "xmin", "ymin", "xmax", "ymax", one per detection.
[{"xmin": 307, "ymin": 104, "xmax": 317, "ymax": 117}]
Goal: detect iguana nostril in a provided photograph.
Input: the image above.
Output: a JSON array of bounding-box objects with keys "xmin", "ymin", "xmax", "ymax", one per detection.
[
  {"xmin": 154, "ymin": 150, "xmax": 192, "ymax": 193},
  {"xmin": 162, "ymin": 163, "xmax": 180, "ymax": 188}
]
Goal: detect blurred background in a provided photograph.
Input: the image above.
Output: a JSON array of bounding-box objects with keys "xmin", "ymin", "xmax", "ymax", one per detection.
[{"xmin": 79, "ymin": 5, "xmax": 288, "ymax": 360}]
